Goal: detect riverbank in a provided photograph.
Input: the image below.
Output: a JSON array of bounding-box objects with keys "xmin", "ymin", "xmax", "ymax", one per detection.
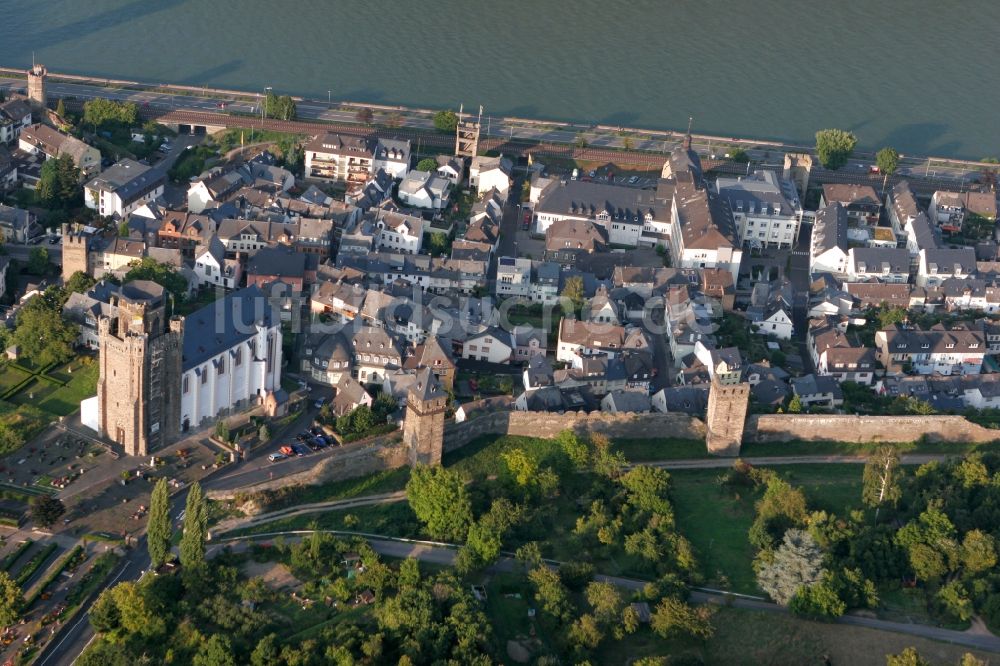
[{"xmin": 0, "ymin": 65, "xmax": 992, "ymax": 183}]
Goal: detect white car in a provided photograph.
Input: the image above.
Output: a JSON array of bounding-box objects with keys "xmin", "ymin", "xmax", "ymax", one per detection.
[{"xmin": 267, "ymin": 453, "xmax": 287, "ymax": 463}]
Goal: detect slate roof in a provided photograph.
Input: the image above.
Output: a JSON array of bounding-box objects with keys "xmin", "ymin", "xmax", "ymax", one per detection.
[
  {"xmin": 246, "ymin": 245, "xmax": 307, "ymax": 278},
  {"xmin": 811, "ymin": 203, "xmax": 848, "ymax": 255},
  {"xmin": 182, "ymin": 285, "xmax": 276, "ymax": 370},
  {"xmin": 86, "ymin": 159, "xmax": 163, "ymax": 200}
]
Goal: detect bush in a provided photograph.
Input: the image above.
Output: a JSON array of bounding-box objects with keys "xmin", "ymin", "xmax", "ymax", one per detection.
[{"xmin": 789, "ymin": 581, "xmax": 846, "ymax": 619}]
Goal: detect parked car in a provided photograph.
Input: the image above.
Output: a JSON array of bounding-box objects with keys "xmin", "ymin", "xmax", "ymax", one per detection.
[
  {"xmin": 291, "ymin": 444, "xmax": 309, "ymax": 456},
  {"xmin": 628, "ymin": 175, "xmax": 639, "ymax": 184},
  {"xmin": 267, "ymin": 453, "xmax": 286, "ymax": 462}
]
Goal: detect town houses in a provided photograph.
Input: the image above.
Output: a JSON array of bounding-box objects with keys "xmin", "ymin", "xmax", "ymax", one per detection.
[{"xmin": 0, "ymin": 77, "xmax": 985, "ymax": 455}]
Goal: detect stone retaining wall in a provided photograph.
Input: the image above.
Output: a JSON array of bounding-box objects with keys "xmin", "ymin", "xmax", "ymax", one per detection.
[{"xmin": 750, "ymin": 414, "xmax": 1000, "ymax": 444}]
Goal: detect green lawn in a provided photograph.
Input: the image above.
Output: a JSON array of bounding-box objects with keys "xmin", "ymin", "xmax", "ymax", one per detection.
[
  {"xmin": 670, "ymin": 464, "xmax": 864, "ymax": 594},
  {"xmin": 590, "ymin": 606, "xmax": 987, "ymax": 666},
  {"xmin": 0, "ymin": 365, "xmax": 31, "ymax": 394},
  {"xmin": 230, "ymin": 502, "xmax": 421, "ymax": 539},
  {"xmin": 614, "ymin": 438, "xmax": 709, "ymax": 461}
]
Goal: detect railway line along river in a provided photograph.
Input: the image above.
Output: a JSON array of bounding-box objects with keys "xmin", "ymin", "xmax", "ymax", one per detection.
[{"xmin": 1, "ymin": 0, "xmax": 998, "ymax": 159}]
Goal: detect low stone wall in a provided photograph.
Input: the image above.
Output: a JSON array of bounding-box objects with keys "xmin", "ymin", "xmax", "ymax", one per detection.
[
  {"xmin": 207, "ymin": 431, "xmax": 406, "ymax": 501},
  {"xmin": 445, "ymin": 411, "xmax": 706, "ymax": 451},
  {"xmin": 750, "ymin": 414, "xmax": 1000, "ymax": 444}
]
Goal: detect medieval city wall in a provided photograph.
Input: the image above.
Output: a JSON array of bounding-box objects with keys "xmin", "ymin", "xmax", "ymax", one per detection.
[
  {"xmin": 443, "ymin": 411, "xmax": 706, "ymax": 451},
  {"xmin": 749, "ymin": 414, "xmax": 1000, "ymax": 444}
]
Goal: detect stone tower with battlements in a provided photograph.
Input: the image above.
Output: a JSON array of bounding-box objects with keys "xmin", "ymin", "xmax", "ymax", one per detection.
[
  {"xmin": 97, "ymin": 281, "xmax": 183, "ymax": 456},
  {"xmin": 705, "ymin": 377, "xmax": 750, "ymax": 456},
  {"xmin": 61, "ymin": 224, "xmax": 90, "ymax": 281},
  {"xmin": 26, "ymin": 63, "xmax": 47, "ymax": 112},
  {"xmin": 402, "ymin": 367, "xmax": 448, "ymax": 466}
]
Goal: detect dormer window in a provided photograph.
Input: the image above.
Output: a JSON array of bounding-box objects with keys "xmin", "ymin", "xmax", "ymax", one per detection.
[{"xmin": 946, "ymin": 343, "xmax": 955, "ymax": 349}]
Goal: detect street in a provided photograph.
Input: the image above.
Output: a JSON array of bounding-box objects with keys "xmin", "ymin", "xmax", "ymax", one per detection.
[{"xmin": 0, "ymin": 74, "xmax": 988, "ymax": 188}]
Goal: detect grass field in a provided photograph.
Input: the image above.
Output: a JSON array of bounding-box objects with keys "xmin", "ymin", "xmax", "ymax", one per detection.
[
  {"xmin": 741, "ymin": 438, "xmax": 1000, "ymax": 458},
  {"xmin": 230, "ymin": 502, "xmax": 420, "ymax": 539},
  {"xmin": 0, "ymin": 359, "xmax": 97, "ymax": 417},
  {"xmin": 590, "ymin": 606, "xmax": 991, "ymax": 666}
]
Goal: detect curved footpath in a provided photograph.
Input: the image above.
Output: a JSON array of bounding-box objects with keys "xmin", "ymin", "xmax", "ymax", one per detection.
[{"xmin": 213, "ymin": 531, "xmax": 1000, "ymax": 654}]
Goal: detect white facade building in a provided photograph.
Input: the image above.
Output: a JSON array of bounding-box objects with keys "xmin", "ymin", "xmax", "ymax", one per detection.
[
  {"xmin": 84, "ymin": 159, "xmax": 165, "ymax": 218},
  {"xmin": 179, "ymin": 287, "xmax": 283, "ymax": 429},
  {"xmin": 716, "ymin": 170, "xmax": 802, "ymax": 249}
]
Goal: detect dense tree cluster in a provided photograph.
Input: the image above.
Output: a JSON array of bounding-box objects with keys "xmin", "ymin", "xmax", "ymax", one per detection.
[
  {"xmin": 85, "ymin": 533, "xmax": 492, "ymax": 665},
  {"xmin": 736, "ymin": 450, "xmax": 1000, "ymax": 627},
  {"xmin": 36, "ymin": 154, "xmax": 81, "ymax": 209},
  {"xmin": 82, "ymin": 98, "xmax": 138, "ymax": 129},
  {"xmin": 814, "ymin": 128, "xmax": 857, "ymax": 170},
  {"xmin": 263, "ymin": 91, "xmax": 296, "ymax": 121},
  {"xmin": 13, "ymin": 286, "xmax": 79, "ymax": 367}
]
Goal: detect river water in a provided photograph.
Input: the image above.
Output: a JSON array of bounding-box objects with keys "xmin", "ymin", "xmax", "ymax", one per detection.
[{"xmin": 1, "ymin": 0, "xmax": 998, "ymax": 158}]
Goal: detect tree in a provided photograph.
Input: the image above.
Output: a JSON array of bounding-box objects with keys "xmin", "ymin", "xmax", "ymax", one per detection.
[
  {"xmin": 405, "ymin": 465, "xmax": 473, "ymax": 541},
  {"xmin": 55, "ymin": 98, "xmax": 66, "ymax": 119},
  {"xmin": 258, "ymin": 424, "xmax": 271, "ymax": 443},
  {"xmin": 649, "ymin": 596, "xmax": 714, "ymax": 640},
  {"xmin": 30, "ymin": 495, "xmax": 65, "ymax": 528},
  {"xmin": 730, "ymin": 148, "xmax": 750, "ymax": 163},
  {"xmin": 585, "ymin": 581, "xmax": 624, "ymax": 626},
  {"xmin": 433, "ymin": 110, "xmax": 458, "ymax": 133},
  {"xmin": 110, "ymin": 581, "xmax": 165, "ymax": 637},
  {"xmin": 264, "ymin": 92, "xmax": 296, "ymax": 121},
  {"xmin": 876, "ymin": 146, "xmax": 900, "ymax": 176},
  {"xmin": 501, "ymin": 448, "xmax": 539, "ymax": 488},
  {"xmin": 88, "ymin": 589, "xmax": 121, "ymax": 634},
  {"xmin": 124, "ymin": 257, "xmax": 188, "ymax": 301},
  {"xmin": 251, "ymin": 634, "xmax": 280, "ymax": 666},
  {"xmin": 0, "ymin": 572, "xmax": 22, "ymax": 627},
  {"xmin": 355, "ymin": 107, "xmax": 374, "ymax": 125},
  {"xmin": 528, "ymin": 566, "xmax": 573, "ymax": 623},
  {"xmin": 862, "ymin": 445, "xmax": 902, "ymax": 522},
  {"xmin": 756, "ymin": 529, "xmax": 824, "ymax": 605},
  {"xmin": 573, "ymin": 133, "xmax": 588, "ymax": 148},
  {"xmin": 458, "ymin": 498, "xmax": 522, "ymax": 572},
  {"xmin": 789, "ymin": 580, "xmax": 846, "ymax": 619},
  {"xmin": 787, "ymin": 394, "xmax": 803, "ymax": 413},
  {"xmin": 193, "ymin": 634, "xmax": 236, "ymax": 666},
  {"xmin": 960, "ymin": 530, "xmax": 997, "ymax": 574},
  {"xmin": 568, "ymin": 613, "xmax": 604, "ymax": 651},
  {"xmin": 65, "ymin": 271, "xmax": 96, "ymax": 295},
  {"xmin": 814, "ymin": 129, "xmax": 857, "ymax": 170},
  {"xmin": 180, "ymin": 482, "xmax": 208, "ymax": 578},
  {"xmin": 622, "ymin": 137, "xmax": 634, "ymax": 151},
  {"xmin": 561, "ymin": 276, "xmax": 584, "ymax": 313},
  {"xmin": 26, "ymin": 247, "xmax": 50, "ymax": 276},
  {"xmin": 214, "ymin": 421, "xmax": 230, "ymax": 444},
  {"xmin": 147, "ymin": 478, "xmax": 172, "ymax": 569},
  {"xmin": 13, "ymin": 289, "xmax": 79, "ymax": 367},
  {"xmin": 83, "ymin": 98, "xmax": 138, "ymax": 128},
  {"xmin": 36, "ymin": 153, "xmax": 80, "ymax": 209},
  {"xmin": 885, "ymin": 647, "xmax": 930, "ymax": 666},
  {"xmin": 620, "ymin": 465, "xmax": 673, "ymax": 517},
  {"xmin": 936, "ymin": 580, "xmax": 973, "ymax": 622},
  {"xmin": 416, "ymin": 157, "xmax": 438, "ymax": 172},
  {"xmin": 76, "ymin": 640, "xmax": 131, "ymax": 666},
  {"xmin": 386, "ymin": 113, "xmax": 404, "ymax": 129}
]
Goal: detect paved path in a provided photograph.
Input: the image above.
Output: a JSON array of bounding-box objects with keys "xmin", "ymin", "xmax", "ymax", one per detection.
[{"xmin": 219, "ymin": 531, "xmax": 1000, "ymax": 654}]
